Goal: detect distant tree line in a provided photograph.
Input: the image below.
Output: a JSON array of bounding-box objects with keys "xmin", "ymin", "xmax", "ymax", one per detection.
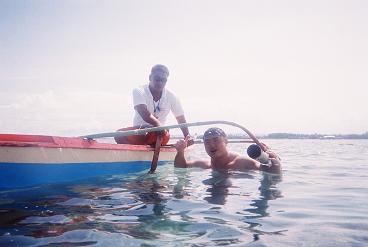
[{"xmin": 262, "ymin": 132, "xmax": 368, "ymax": 139}]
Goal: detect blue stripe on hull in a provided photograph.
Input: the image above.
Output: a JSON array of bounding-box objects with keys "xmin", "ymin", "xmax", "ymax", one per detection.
[{"xmin": 0, "ymin": 161, "xmax": 166, "ymax": 189}]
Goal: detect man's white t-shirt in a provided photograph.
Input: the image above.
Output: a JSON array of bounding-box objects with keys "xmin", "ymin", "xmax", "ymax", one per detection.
[{"xmin": 132, "ymin": 84, "xmax": 184, "ymax": 126}]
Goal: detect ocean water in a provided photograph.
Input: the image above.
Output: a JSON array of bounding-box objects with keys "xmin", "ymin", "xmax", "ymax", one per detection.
[{"xmin": 0, "ymin": 139, "xmax": 367, "ymax": 246}]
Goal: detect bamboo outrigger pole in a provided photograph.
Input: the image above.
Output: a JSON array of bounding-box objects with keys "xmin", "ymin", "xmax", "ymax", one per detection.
[{"xmin": 81, "ymin": 120, "xmax": 263, "ymax": 150}]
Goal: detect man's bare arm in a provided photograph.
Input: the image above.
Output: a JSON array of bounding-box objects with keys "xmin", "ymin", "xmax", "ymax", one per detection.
[
  {"xmin": 233, "ymin": 156, "xmax": 260, "ymax": 170},
  {"xmin": 175, "ymin": 115, "xmax": 190, "ymax": 137},
  {"xmin": 174, "ymin": 139, "xmax": 210, "ymax": 169},
  {"xmin": 134, "ymin": 104, "xmax": 161, "ymax": 127},
  {"xmin": 259, "ymin": 150, "xmax": 282, "ymax": 173}
]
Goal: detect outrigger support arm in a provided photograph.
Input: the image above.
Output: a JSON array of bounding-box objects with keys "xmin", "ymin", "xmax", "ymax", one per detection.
[{"xmin": 81, "ymin": 120, "xmax": 265, "ymax": 151}]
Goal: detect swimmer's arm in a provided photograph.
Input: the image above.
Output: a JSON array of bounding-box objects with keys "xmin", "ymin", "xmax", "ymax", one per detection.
[
  {"xmin": 174, "ymin": 150, "xmax": 189, "ymax": 168},
  {"xmin": 174, "ymin": 154, "xmax": 210, "ymax": 169},
  {"xmin": 234, "ymin": 157, "xmax": 260, "ymax": 170},
  {"xmin": 174, "ymin": 139, "xmax": 210, "ymax": 169},
  {"xmin": 259, "ymin": 150, "xmax": 282, "ymax": 173},
  {"xmin": 234, "ymin": 153, "xmax": 281, "ymax": 173}
]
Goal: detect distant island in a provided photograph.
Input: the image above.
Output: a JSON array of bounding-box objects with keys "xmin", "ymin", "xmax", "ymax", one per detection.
[
  {"xmin": 228, "ymin": 131, "xmax": 368, "ymax": 139},
  {"xmin": 190, "ymin": 132, "xmax": 368, "ymax": 140},
  {"xmin": 260, "ymin": 132, "xmax": 368, "ymax": 139}
]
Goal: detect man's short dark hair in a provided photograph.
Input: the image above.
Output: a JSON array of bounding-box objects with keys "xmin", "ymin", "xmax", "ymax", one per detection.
[
  {"xmin": 151, "ymin": 64, "xmax": 169, "ymax": 77},
  {"xmin": 203, "ymin": 127, "xmax": 227, "ymax": 140}
]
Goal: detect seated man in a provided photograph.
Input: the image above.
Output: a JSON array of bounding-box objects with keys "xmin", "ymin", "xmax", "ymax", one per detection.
[
  {"xmin": 174, "ymin": 127, "xmax": 281, "ymax": 173},
  {"xmin": 115, "ymin": 64, "xmax": 192, "ymax": 145}
]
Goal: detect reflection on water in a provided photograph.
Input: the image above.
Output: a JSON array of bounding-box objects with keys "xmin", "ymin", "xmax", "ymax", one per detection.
[
  {"xmin": 1, "ymin": 140, "xmax": 368, "ymax": 246},
  {"xmin": 201, "ymin": 170, "xmax": 285, "ymax": 243},
  {"xmin": 0, "ymin": 167, "xmax": 284, "ymax": 246},
  {"xmin": 203, "ymin": 170, "xmax": 235, "ymax": 205}
]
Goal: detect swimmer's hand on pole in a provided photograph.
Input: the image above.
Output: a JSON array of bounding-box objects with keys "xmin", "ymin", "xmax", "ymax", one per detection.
[
  {"xmin": 186, "ymin": 134, "xmax": 195, "ymax": 146},
  {"xmin": 174, "ymin": 135, "xmax": 191, "ymax": 153}
]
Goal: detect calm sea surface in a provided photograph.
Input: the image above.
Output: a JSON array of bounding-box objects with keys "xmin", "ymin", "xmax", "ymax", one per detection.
[{"xmin": 0, "ymin": 140, "xmax": 367, "ymax": 246}]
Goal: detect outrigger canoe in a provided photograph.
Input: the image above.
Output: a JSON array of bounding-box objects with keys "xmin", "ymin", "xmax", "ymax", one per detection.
[
  {"xmin": 0, "ymin": 133, "xmax": 177, "ymax": 189},
  {"xmin": 0, "ymin": 121, "xmax": 260, "ymax": 189}
]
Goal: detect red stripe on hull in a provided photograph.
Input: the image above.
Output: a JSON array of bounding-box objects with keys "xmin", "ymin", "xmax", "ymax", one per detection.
[{"xmin": 0, "ymin": 134, "xmax": 176, "ymax": 152}]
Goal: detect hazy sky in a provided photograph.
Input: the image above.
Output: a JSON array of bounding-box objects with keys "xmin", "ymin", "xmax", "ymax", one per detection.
[{"xmin": 1, "ymin": 0, "xmax": 367, "ymax": 136}]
